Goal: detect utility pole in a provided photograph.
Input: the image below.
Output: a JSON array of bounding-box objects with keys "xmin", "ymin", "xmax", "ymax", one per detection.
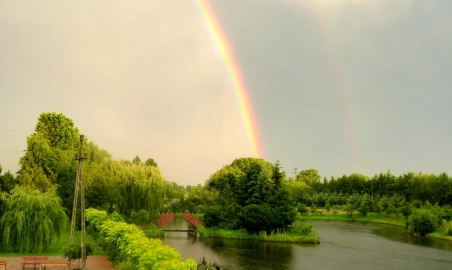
[
  {"xmin": 69, "ymin": 135, "xmax": 87, "ymax": 269},
  {"xmin": 294, "ymin": 168, "xmax": 298, "ymax": 181}
]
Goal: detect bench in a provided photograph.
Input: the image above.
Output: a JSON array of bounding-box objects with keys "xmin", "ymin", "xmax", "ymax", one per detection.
[
  {"xmin": 38, "ymin": 261, "xmax": 70, "ymax": 270},
  {"xmin": 0, "ymin": 260, "xmax": 7, "ymax": 270},
  {"xmin": 22, "ymin": 257, "xmax": 48, "ymax": 270}
]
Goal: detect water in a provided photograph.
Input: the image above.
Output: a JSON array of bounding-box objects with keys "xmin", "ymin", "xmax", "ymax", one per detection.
[{"xmin": 161, "ymin": 218, "xmax": 452, "ymax": 270}]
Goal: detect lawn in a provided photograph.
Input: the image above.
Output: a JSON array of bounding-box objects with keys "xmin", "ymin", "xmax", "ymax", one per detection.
[{"xmin": 0, "ymin": 229, "xmax": 105, "ymax": 257}]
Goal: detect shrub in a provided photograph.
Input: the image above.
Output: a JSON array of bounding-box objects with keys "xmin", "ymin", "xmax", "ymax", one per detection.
[
  {"xmin": 240, "ymin": 204, "xmax": 283, "ymax": 234},
  {"xmin": 324, "ymin": 202, "xmax": 331, "ymax": 213},
  {"xmin": 442, "ymin": 220, "xmax": 452, "ymax": 236},
  {"xmin": 116, "ymin": 261, "xmax": 137, "ymax": 270},
  {"xmin": 408, "ymin": 209, "xmax": 438, "ymax": 236},
  {"xmin": 130, "ymin": 209, "xmax": 150, "ymax": 224},
  {"xmin": 297, "ymin": 203, "xmax": 308, "ymax": 215},
  {"xmin": 290, "ymin": 221, "xmax": 314, "ymax": 236},
  {"xmin": 358, "ymin": 201, "xmax": 370, "ymax": 217},
  {"xmin": 86, "ymin": 208, "xmax": 197, "ymax": 269}
]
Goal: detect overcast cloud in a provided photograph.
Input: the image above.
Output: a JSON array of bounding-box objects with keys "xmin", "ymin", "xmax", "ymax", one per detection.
[{"xmin": 1, "ymin": 1, "xmax": 452, "ymax": 185}]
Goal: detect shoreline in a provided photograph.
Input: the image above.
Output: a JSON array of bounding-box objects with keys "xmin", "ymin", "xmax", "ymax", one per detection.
[
  {"xmin": 196, "ymin": 227, "xmax": 320, "ymax": 244},
  {"xmin": 296, "ymin": 212, "xmax": 452, "ymax": 242}
]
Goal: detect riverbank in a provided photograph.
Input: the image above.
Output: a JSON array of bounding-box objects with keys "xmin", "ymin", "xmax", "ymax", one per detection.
[
  {"xmin": 296, "ymin": 212, "xmax": 452, "ymax": 242},
  {"xmin": 197, "ymin": 226, "xmax": 319, "ymax": 244}
]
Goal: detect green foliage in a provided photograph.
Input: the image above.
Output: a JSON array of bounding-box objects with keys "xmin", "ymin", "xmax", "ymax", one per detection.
[
  {"xmin": 62, "ymin": 243, "xmax": 93, "ymax": 264},
  {"xmin": 116, "ymin": 261, "xmax": 137, "ymax": 270},
  {"xmin": 324, "ymin": 202, "xmax": 331, "ymax": 213},
  {"xmin": 297, "ymin": 168, "xmax": 321, "ymax": 186},
  {"xmin": 442, "ymin": 219, "xmax": 452, "ymax": 236},
  {"xmin": 142, "ymin": 224, "xmax": 165, "ymax": 238},
  {"xmin": 85, "ymin": 157, "xmax": 166, "ymax": 217},
  {"xmin": 197, "ymin": 227, "xmax": 318, "ymax": 243},
  {"xmin": 0, "ymin": 168, "xmax": 19, "ymax": 193},
  {"xmin": 205, "ymin": 158, "xmax": 296, "ymax": 232},
  {"xmin": 408, "ymin": 208, "xmax": 438, "ymax": 236},
  {"xmin": 19, "ymin": 112, "xmax": 80, "ymax": 191},
  {"xmin": 297, "ymin": 203, "xmax": 308, "ymax": 215},
  {"xmin": 144, "ymin": 158, "xmax": 158, "ymax": 167},
  {"xmin": 86, "ymin": 208, "xmax": 197, "ymax": 270},
  {"xmin": 0, "ymin": 186, "xmax": 68, "ymax": 253},
  {"xmin": 290, "ymin": 221, "xmax": 315, "ymax": 236},
  {"xmin": 240, "ymin": 204, "xmax": 283, "ymax": 234},
  {"xmin": 130, "ymin": 209, "xmax": 150, "ymax": 224}
]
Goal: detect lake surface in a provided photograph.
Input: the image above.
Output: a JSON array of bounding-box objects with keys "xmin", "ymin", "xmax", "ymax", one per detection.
[{"xmin": 161, "ymin": 218, "xmax": 452, "ymax": 270}]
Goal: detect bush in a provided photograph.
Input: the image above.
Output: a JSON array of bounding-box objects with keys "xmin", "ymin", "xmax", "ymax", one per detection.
[
  {"xmin": 297, "ymin": 203, "xmax": 308, "ymax": 215},
  {"xmin": 358, "ymin": 201, "xmax": 370, "ymax": 217},
  {"xmin": 240, "ymin": 204, "xmax": 283, "ymax": 234},
  {"xmin": 62, "ymin": 243, "xmax": 93, "ymax": 268},
  {"xmin": 442, "ymin": 220, "xmax": 452, "ymax": 236},
  {"xmin": 408, "ymin": 209, "xmax": 438, "ymax": 236},
  {"xmin": 116, "ymin": 261, "xmax": 137, "ymax": 270},
  {"xmin": 130, "ymin": 209, "xmax": 150, "ymax": 224},
  {"xmin": 290, "ymin": 221, "xmax": 314, "ymax": 236},
  {"xmin": 324, "ymin": 202, "xmax": 331, "ymax": 213}
]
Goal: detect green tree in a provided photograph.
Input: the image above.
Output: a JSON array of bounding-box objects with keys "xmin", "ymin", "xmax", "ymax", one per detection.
[
  {"xmin": 297, "ymin": 169, "xmax": 321, "ymax": 186},
  {"xmin": 408, "ymin": 208, "xmax": 438, "ymax": 236},
  {"xmin": 0, "ymin": 166, "xmax": 18, "ymax": 193},
  {"xmin": 18, "ymin": 112, "xmax": 80, "ymax": 214},
  {"xmin": 0, "ymin": 186, "xmax": 68, "ymax": 253},
  {"xmin": 145, "ymin": 158, "xmax": 158, "ymax": 167},
  {"xmin": 132, "ymin": 155, "xmax": 142, "ymax": 165}
]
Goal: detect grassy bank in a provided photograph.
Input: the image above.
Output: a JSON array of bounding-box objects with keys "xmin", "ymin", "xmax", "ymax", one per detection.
[
  {"xmin": 0, "ymin": 229, "xmax": 105, "ymax": 257},
  {"xmin": 297, "ymin": 211, "xmax": 452, "ymax": 242},
  {"xmin": 197, "ymin": 227, "xmax": 319, "ymax": 244},
  {"xmin": 297, "ymin": 212, "xmax": 406, "ymax": 226}
]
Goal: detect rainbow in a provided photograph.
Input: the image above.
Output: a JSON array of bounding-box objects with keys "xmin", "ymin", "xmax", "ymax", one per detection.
[
  {"xmin": 194, "ymin": 0, "xmax": 264, "ymax": 158},
  {"xmin": 307, "ymin": 4, "xmax": 361, "ymax": 172}
]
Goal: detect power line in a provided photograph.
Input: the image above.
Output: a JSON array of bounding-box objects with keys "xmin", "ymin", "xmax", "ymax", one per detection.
[
  {"xmin": 0, "ymin": 129, "xmax": 31, "ymax": 133},
  {"xmin": 86, "ymin": 135, "xmax": 224, "ymax": 164}
]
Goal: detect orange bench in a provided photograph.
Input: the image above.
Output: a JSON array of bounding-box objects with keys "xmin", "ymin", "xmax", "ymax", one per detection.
[
  {"xmin": 38, "ymin": 261, "xmax": 70, "ymax": 270},
  {"xmin": 0, "ymin": 260, "xmax": 7, "ymax": 270},
  {"xmin": 22, "ymin": 256, "xmax": 48, "ymax": 270}
]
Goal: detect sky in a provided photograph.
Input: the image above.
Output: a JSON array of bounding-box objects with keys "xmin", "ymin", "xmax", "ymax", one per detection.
[{"xmin": 1, "ymin": 0, "xmax": 452, "ymax": 186}]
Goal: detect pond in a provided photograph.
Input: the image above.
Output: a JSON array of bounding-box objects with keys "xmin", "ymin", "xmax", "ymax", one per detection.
[{"xmin": 161, "ymin": 218, "xmax": 452, "ymax": 270}]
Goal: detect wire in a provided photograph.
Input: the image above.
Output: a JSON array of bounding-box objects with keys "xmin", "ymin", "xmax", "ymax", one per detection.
[
  {"xmin": 0, "ymin": 129, "xmax": 31, "ymax": 133},
  {"xmin": 86, "ymin": 135, "xmax": 224, "ymax": 164}
]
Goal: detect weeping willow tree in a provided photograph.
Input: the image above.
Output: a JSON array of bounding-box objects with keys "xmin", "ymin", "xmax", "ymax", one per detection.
[
  {"xmin": 84, "ymin": 155, "xmax": 166, "ymax": 218},
  {"xmin": 0, "ymin": 186, "xmax": 68, "ymax": 253}
]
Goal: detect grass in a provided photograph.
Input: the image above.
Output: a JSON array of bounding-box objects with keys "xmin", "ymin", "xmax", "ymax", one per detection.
[
  {"xmin": 197, "ymin": 227, "xmax": 319, "ymax": 244},
  {"xmin": 142, "ymin": 227, "xmax": 165, "ymax": 237},
  {"xmin": 297, "ymin": 210, "xmax": 452, "ymax": 242},
  {"xmin": 297, "ymin": 211, "xmax": 406, "ymax": 226},
  {"xmin": 0, "ymin": 229, "xmax": 105, "ymax": 257}
]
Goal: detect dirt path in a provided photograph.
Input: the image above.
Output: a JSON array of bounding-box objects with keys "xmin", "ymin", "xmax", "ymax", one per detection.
[
  {"xmin": 86, "ymin": 255, "xmax": 116, "ymax": 270},
  {"xmin": 0, "ymin": 255, "xmax": 116, "ymax": 270}
]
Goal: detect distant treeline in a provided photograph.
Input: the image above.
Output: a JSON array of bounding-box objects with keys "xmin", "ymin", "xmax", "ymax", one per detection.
[{"xmin": 303, "ymin": 171, "xmax": 452, "ymax": 206}]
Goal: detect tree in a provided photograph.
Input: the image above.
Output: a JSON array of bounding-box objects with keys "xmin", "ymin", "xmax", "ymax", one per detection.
[
  {"xmin": 0, "ymin": 166, "xmax": 18, "ymax": 193},
  {"xmin": 18, "ymin": 112, "xmax": 80, "ymax": 212},
  {"xmin": 0, "ymin": 186, "xmax": 68, "ymax": 253},
  {"xmin": 408, "ymin": 209, "xmax": 438, "ymax": 236},
  {"xmin": 297, "ymin": 169, "xmax": 321, "ymax": 186},
  {"xmin": 132, "ymin": 155, "xmax": 142, "ymax": 165},
  {"xmin": 145, "ymin": 158, "xmax": 158, "ymax": 167},
  {"xmin": 205, "ymin": 158, "xmax": 296, "ymax": 232}
]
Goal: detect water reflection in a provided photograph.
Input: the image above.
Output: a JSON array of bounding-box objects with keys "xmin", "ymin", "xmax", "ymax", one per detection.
[
  {"xmin": 161, "ymin": 218, "xmax": 452, "ymax": 270},
  {"xmin": 372, "ymin": 223, "xmax": 452, "ymax": 251}
]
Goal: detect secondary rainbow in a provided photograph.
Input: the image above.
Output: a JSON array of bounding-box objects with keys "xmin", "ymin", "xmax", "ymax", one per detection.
[{"xmin": 195, "ymin": 0, "xmax": 264, "ymax": 158}]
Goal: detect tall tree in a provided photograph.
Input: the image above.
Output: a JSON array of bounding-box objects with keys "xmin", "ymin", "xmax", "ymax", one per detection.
[
  {"xmin": 19, "ymin": 112, "xmax": 80, "ymax": 192},
  {"xmin": 297, "ymin": 169, "xmax": 321, "ymax": 186}
]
